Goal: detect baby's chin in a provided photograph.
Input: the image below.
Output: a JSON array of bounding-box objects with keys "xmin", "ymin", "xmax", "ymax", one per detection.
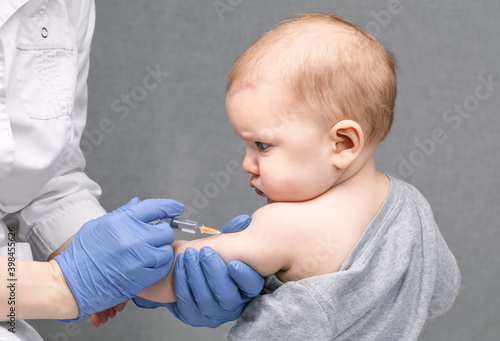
[{"xmin": 266, "ymin": 191, "xmax": 326, "ymax": 204}]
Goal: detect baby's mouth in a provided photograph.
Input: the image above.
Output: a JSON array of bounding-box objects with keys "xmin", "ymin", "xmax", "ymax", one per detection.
[
  {"xmin": 250, "ymin": 182, "xmax": 266, "ymax": 197},
  {"xmin": 254, "ymin": 188, "xmax": 265, "ymax": 197}
]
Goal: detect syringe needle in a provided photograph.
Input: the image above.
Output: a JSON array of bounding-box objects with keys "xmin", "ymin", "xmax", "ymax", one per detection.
[{"xmin": 199, "ymin": 225, "xmax": 221, "ymax": 235}]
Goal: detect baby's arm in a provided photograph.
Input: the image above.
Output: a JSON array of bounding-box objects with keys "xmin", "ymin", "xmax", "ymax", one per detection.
[{"xmin": 137, "ymin": 203, "xmax": 296, "ymax": 303}]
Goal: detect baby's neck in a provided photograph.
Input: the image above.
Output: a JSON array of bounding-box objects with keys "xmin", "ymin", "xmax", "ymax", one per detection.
[{"xmin": 331, "ymin": 155, "xmax": 388, "ymax": 197}]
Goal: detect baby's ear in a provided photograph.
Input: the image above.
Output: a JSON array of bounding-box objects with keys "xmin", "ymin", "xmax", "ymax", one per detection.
[{"xmin": 329, "ymin": 120, "xmax": 365, "ymax": 169}]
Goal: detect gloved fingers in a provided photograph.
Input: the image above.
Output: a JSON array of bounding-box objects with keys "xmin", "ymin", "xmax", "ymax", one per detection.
[
  {"xmin": 56, "ymin": 199, "xmax": 181, "ymax": 322},
  {"xmin": 141, "ymin": 221, "xmax": 175, "ymax": 246},
  {"xmin": 182, "ymin": 248, "xmax": 224, "ymax": 316},
  {"xmin": 172, "ymin": 253, "xmax": 194, "ymax": 306},
  {"xmin": 125, "ymin": 198, "xmax": 184, "ymax": 223},
  {"xmin": 118, "ymin": 200, "xmax": 176, "ymax": 246},
  {"xmin": 131, "ymin": 242, "xmax": 174, "ymax": 270},
  {"xmin": 221, "ymin": 214, "xmax": 252, "ymax": 234},
  {"xmin": 132, "ymin": 296, "xmax": 163, "ymax": 309},
  {"xmin": 164, "ymin": 303, "xmax": 186, "ymax": 324},
  {"xmin": 172, "ymin": 253, "xmax": 214, "ymax": 327},
  {"xmin": 165, "ymin": 301, "xmax": 219, "ymax": 327},
  {"xmin": 113, "ymin": 197, "xmax": 141, "ymax": 213},
  {"xmin": 227, "ymin": 260, "xmax": 264, "ymax": 299},
  {"xmin": 199, "ymin": 246, "xmax": 242, "ymax": 312}
]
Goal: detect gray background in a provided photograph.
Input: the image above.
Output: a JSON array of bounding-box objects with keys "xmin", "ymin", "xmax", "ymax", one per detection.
[{"xmin": 31, "ymin": 0, "xmax": 499, "ymax": 340}]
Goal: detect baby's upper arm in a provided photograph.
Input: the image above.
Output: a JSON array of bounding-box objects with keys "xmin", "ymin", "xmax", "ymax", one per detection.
[
  {"xmin": 175, "ymin": 204, "xmax": 296, "ymax": 277},
  {"xmin": 138, "ymin": 203, "xmax": 300, "ymax": 303}
]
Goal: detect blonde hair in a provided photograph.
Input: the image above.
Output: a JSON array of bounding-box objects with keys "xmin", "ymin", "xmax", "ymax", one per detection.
[{"xmin": 227, "ymin": 13, "xmax": 397, "ymax": 145}]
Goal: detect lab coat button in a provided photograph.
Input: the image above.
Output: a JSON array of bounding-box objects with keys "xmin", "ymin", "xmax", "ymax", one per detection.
[{"xmin": 41, "ymin": 27, "xmax": 48, "ymax": 38}]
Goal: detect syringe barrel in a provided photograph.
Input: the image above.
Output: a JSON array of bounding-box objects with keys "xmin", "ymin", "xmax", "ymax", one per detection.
[
  {"xmin": 152, "ymin": 217, "xmax": 198, "ymax": 234},
  {"xmin": 170, "ymin": 217, "xmax": 198, "ymax": 234}
]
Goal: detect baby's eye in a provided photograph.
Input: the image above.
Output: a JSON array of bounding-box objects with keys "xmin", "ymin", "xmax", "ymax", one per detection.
[{"xmin": 256, "ymin": 142, "xmax": 270, "ymax": 151}]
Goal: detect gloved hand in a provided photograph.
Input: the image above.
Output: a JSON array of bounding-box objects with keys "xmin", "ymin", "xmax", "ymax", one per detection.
[
  {"xmin": 55, "ymin": 197, "xmax": 184, "ymax": 322},
  {"xmin": 219, "ymin": 214, "xmax": 253, "ymax": 234},
  {"xmin": 132, "ymin": 214, "xmax": 265, "ymax": 327}
]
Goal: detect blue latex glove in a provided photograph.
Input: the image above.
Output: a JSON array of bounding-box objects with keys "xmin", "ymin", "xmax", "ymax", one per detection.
[
  {"xmin": 219, "ymin": 214, "xmax": 253, "ymax": 234},
  {"xmin": 133, "ymin": 214, "xmax": 265, "ymax": 327},
  {"xmin": 55, "ymin": 197, "xmax": 184, "ymax": 322}
]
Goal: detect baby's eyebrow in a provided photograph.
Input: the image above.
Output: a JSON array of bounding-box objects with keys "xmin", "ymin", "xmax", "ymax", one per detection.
[
  {"xmin": 238, "ymin": 130, "xmax": 257, "ymax": 140},
  {"xmin": 245, "ymin": 134, "xmax": 274, "ymax": 143},
  {"xmin": 237, "ymin": 127, "xmax": 278, "ymax": 142}
]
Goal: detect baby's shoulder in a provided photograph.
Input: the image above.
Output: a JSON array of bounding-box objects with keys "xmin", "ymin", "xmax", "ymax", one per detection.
[
  {"xmin": 249, "ymin": 202, "xmax": 304, "ymax": 233},
  {"xmin": 252, "ymin": 201, "xmax": 306, "ymax": 218},
  {"xmin": 249, "ymin": 197, "xmax": 335, "ymax": 236}
]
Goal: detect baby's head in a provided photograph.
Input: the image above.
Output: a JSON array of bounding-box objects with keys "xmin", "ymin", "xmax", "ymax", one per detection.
[
  {"xmin": 227, "ymin": 13, "xmax": 396, "ymax": 145},
  {"xmin": 226, "ymin": 13, "xmax": 397, "ymax": 202}
]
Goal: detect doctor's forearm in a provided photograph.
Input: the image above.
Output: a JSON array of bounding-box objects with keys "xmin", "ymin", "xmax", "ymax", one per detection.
[{"xmin": 0, "ymin": 256, "xmax": 78, "ymax": 321}]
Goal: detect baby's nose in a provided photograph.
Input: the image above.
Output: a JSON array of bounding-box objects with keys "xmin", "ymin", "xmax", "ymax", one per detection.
[{"xmin": 242, "ymin": 151, "xmax": 259, "ymax": 176}]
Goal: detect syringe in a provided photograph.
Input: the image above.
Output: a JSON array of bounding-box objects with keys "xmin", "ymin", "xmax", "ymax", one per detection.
[{"xmin": 149, "ymin": 217, "xmax": 221, "ymax": 235}]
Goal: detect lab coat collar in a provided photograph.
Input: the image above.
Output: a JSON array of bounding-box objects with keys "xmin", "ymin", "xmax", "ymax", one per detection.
[{"xmin": 0, "ymin": 0, "xmax": 30, "ymax": 29}]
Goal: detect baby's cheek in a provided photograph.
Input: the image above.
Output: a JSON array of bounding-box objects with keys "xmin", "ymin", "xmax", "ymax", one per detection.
[{"xmin": 264, "ymin": 176, "xmax": 299, "ymax": 201}]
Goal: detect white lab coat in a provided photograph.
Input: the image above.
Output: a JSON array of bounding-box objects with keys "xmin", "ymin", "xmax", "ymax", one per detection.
[{"xmin": 0, "ymin": 0, "xmax": 106, "ymax": 339}]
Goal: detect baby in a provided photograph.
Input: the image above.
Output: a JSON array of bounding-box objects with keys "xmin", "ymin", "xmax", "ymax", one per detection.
[{"xmin": 138, "ymin": 13, "xmax": 460, "ymax": 340}]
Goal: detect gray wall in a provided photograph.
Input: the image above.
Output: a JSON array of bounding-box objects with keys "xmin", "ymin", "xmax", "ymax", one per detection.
[{"xmin": 31, "ymin": 0, "xmax": 500, "ymax": 340}]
